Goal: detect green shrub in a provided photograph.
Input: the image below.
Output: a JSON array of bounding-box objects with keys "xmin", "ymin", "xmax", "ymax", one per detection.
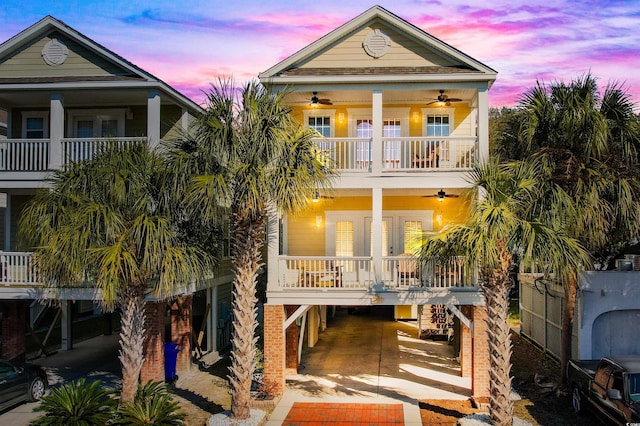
[
  {"xmin": 113, "ymin": 381, "xmax": 185, "ymax": 425},
  {"xmin": 31, "ymin": 378, "xmax": 117, "ymax": 425}
]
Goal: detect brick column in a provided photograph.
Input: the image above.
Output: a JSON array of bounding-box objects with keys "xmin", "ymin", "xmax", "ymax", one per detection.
[
  {"xmin": 1, "ymin": 301, "xmax": 26, "ymax": 362},
  {"xmin": 171, "ymin": 295, "xmax": 192, "ymax": 376},
  {"xmin": 140, "ymin": 301, "xmax": 165, "ymax": 384},
  {"xmin": 285, "ymin": 305, "xmax": 299, "ymax": 375},
  {"xmin": 472, "ymin": 305, "xmax": 490, "ymax": 398},
  {"xmin": 459, "ymin": 306, "xmax": 472, "ymax": 378},
  {"xmin": 264, "ymin": 304, "xmax": 285, "ymax": 396}
]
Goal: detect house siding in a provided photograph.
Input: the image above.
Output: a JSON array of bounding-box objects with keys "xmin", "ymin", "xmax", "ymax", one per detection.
[
  {"xmin": 302, "ymin": 23, "xmax": 458, "ymax": 69},
  {"xmin": 0, "ymin": 32, "xmax": 128, "ymax": 77}
]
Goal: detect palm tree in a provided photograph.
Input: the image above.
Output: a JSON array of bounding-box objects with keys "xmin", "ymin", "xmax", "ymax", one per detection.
[
  {"xmin": 20, "ymin": 143, "xmax": 216, "ymax": 403},
  {"xmin": 418, "ymin": 160, "xmax": 589, "ymax": 426},
  {"xmin": 165, "ymin": 79, "xmax": 335, "ymax": 419},
  {"xmin": 510, "ymin": 74, "xmax": 640, "ymax": 378}
]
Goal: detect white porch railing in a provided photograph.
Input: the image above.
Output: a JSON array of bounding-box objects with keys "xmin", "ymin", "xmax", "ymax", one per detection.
[
  {"xmin": 382, "ymin": 137, "xmax": 477, "ymax": 170},
  {"xmin": 62, "ymin": 137, "xmax": 148, "ymax": 165},
  {"xmin": 277, "ymin": 255, "xmax": 474, "ymax": 290},
  {"xmin": 311, "ymin": 136, "xmax": 477, "ymax": 172},
  {"xmin": 0, "ymin": 252, "xmax": 40, "ymax": 286},
  {"xmin": 0, "ymin": 139, "xmax": 50, "ymax": 171},
  {"xmin": 312, "ymin": 137, "xmax": 373, "ymax": 171}
]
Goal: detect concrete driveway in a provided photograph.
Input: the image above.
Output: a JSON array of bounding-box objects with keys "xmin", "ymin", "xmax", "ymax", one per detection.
[{"xmin": 0, "ymin": 333, "xmax": 121, "ymax": 425}]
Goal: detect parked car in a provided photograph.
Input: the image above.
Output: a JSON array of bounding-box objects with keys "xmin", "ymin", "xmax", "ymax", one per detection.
[
  {"xmin": 567, "ymin": 355, "xmax": 640, "ymax": 425},
  {"xmin": 0, "ymin": 358, "xmax": 47, "ymax": 411}
]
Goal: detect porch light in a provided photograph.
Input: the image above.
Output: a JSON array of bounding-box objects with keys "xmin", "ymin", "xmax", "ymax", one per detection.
[
  {"xmin": 338, "ymin": 112, "xmax": 345, "ymax": 123},
  {"xmin": 312, "ymin": 191, "xmax": 319, "ymax": 202},
  {"xmin": 412, "ymin": 111, "xmax": 420, "ymax": 122},
  {"xmin": 316, "ymin": 215, "xmax": 323, "ymax": 227}
]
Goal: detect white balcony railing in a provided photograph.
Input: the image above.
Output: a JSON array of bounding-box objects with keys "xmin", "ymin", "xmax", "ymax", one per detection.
[
  {"xmin": 62, "ymin": 137, "xmax": 148, "ymax": 165},
  {"xmin": 382, "ymin": 137, "xmax": 477, "ymax": 170},
  {"xmin": 0, "ymin": 137, "xmax": 150, "ymax": 172},
  {"xmin": 277, "ymin": 255, "xmax": 474, "ymax": 290},
  {"xmin": 0, "ymin": 139, "xmax": 50, "ymax": 171},
  {"xmin": 312, "ymin": 136, "xmax": 477, "ymax": 172},
  {"xmin": 0, "ymin": 252, "xmax": 40, "ymax": 286}
]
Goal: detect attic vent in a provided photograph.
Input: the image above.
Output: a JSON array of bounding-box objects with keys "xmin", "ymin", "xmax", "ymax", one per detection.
[
  {"xmin": 41, "ymin": 39, "xmax": 68, "ymax": 66},
  {"xmin": 363, "ymin": 29, "xmax": 391, "ymax": 58}
]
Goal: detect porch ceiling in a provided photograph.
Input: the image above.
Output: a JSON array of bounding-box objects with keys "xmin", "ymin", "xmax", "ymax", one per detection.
[
  {"xmin": 326, "ymin": 188, "xmax": 467, "ymax": 197},
  {"xmin": 284, "ymin": 88, "xmax": 477, "ymax": 107}
]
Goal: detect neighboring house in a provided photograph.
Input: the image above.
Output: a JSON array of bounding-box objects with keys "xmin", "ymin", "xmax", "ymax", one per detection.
[
  {"xmin": 0, "ymin": 16, "xmax": 232, "ymax": 380},
  {"xmin": 520, "ymin": 263, "xmax": 640, "ymax": 360},
  {"xmin": 259, "ymin": 6, "xmax": 497, "ymax": 399}
]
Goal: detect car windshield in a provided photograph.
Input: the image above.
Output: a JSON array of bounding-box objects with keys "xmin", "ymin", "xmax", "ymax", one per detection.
[{"xmin": 629, "ymin": 373, "xmax": 640, "ymax": 402}]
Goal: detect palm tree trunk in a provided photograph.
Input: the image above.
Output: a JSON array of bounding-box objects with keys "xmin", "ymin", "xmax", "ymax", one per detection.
[
  {"xmin": 560, "ymin": 278, "xmax": 578, "ymax": 384},
  {"xmin": 480, "ymin": 242, "xmax": 514, "ymax": 426},
  {"xmin": 118, "ymin": 289, "xmax": 146, "ymax": 403},
  {"xmin": 229, "ymin": 211, "xmax": 264, "ymax": 419}
]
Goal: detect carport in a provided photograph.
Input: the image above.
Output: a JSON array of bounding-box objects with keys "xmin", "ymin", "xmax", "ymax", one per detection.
[{"xmin": 265, "ymin": 306, "xmax": 472, "ymax": 425}]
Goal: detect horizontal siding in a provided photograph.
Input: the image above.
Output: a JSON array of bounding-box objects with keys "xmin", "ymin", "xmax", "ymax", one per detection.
[
  {"xmin": 302, "ymin": 23, "xmax": 457, "ymax": 69},
  {"xmin": 0, "ymin": 32, "xmax": 128, "ymax": 77}
]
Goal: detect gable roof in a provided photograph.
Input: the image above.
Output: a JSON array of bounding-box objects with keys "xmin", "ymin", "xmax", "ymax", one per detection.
[
  {"xmin": 0, "ymin": 16, "xmax": 202, "ymax": 111},
  {"xmin": 260, "ymin": 5, "xmax": 497, "ymax": 86}
]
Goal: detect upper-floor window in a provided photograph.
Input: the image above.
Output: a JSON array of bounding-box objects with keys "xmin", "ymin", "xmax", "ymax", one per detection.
[
  {"xmin": 22, "ymin": 112, "xmax": 49, "ymax": 139},
  {"xmin": 426, "ymin": 114, "xmax": 449, "ymax": 136}
]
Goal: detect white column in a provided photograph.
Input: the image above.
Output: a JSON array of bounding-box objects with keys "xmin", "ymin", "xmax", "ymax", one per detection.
[
  {"xmin": 4, "ymin": 194, "xmax": 11, "ymax": 250},
  {"xmin": 207, "ymin": 285, "xmax": 218, "ymax": 353},
  {"xmin": 60, "ymin": 300, "xmax": 72, "ymax": 351},
  {"xmin": 477, "ymin": 88, "xmax": 489, "ymax": 164},
  {"xmin": 49, "ymin": 94, "xmax": 64, "ymax": 170},
  {"xmin": 267, "ymin": 207, "xmax": 280, "ymax": 291},
  {"xmin": 147, "ymin": 91, "xmax": 161, "ymax": 148},
  {"xmin": 371, "ymin": 187, "xmax": 383, "ymax": 282},
  {"xmin": 371, "ymin": 90, "xmax": 383, "ymax": 174}
]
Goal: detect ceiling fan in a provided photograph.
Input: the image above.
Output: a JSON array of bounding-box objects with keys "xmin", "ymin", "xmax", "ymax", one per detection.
[
  {"xmin": 312, "ymin": 190, "xmax": 335, "ymax": 201},
  {"xmin": 309, "ymin": 91, "xmax": 332, "ymax": 106},
  {"xmin": 423, "ymin": 189, "xmax": 459, "ymax": 201},
  {"xmin": 426, "ymin": 90, "xmax": 462, "ymax": 106}
]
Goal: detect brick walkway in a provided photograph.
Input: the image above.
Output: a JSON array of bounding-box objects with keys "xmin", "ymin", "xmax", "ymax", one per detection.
[{"xmin": 282, "ymin": 402, "xmax": 404, "ymax": 425}]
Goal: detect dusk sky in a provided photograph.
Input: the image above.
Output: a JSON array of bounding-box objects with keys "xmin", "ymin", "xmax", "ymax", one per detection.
[{"xmin": 2, "ymin": 1, "xmax": 639, "ymax": 109}]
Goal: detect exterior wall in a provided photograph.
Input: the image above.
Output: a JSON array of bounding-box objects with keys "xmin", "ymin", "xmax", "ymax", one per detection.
[
  {"xmin": 160, "ymin": 105, "xmax": 187, "ymax": 140},
  {"xmin": 301, "ymin": 23, "xmax": 457, "ymax": 69},
  {"xmin": 285, "ymin": 305, "xmax": 299, "ymax": 374},
  {"xmin": 170, "ymin": 295, "xmax": 192, "ymax": 375},
  {"xmin": 0, "ymin": 32, "xmax": 124, "ymax": 77},
  {"xmin": 460, "ymin": 306, "xmax": 472, "ymax": 378},
  {"xmin": 471, "ymin": 305, "xmax": 490, "ymax": 397},
  {"xmin": 1, "ymin": 300, "xmax": 27, "ymax": 362},
  {"xmin": 9, "ymin": 194, "xmax": 33, "ymax": 251},
  {"xmin": 263, "ymin": 304, "xmax": 286, "ymax": 395},
  {"xmin": 141, "ymin": 301, "xmax": 165, "ymax": 383}
]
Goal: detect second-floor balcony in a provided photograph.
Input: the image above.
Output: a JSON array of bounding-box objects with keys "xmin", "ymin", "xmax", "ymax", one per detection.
[
  {"xmin": 313, "ymin": 136, "xmax": 477, "ymax": 172},
  {"xmin": 0, "ymin": 137, "xmax": 149, "ymax": 172}
]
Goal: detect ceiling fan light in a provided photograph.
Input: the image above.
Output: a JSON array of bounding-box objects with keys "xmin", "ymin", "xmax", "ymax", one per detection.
[{"xmin": 437, "ymin": 189, "xmax": 446, "ymax": 201}]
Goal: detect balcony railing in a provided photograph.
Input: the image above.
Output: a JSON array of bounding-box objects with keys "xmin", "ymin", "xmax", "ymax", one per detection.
[
  {"xmin": 0, "ymin": 137, "xmax": 150, "ymax": 172},
  {"xmin": 0, "ymin": 252, "xmax": 40, "ymax": 286},
  {"xmin": 312, "ymin": 136, "xmax": 477, "ymax": 172},
  {"xmin": 62, "ymin": 137, "xmax": 148, "ymax": 165},
  {"xmin": 0, "ymin": 139, "xmax": 50, "ymax": 171},
  {"xmin": 277, "ymin": 255, "xmax": 474, "ymax": 290}
]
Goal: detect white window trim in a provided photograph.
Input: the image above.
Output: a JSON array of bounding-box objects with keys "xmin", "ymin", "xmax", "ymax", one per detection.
[
  {"xmin": 325, "ymin": 210, "xmax": 433, "ymax": 257},
  {"xmin": 66, "ymin": 108, "xmax": 126, "ymax": 137},
  {"xmin": 346, "ymin": 108, "xmax": 410, "ymax": 137},
  {"xmin": 22, "ymin": 112, "xmax": 49, "ymax": 138},
  {"xmin": 303, "ymin": 109, "xmax": 336, "ymax": 138},
  {"xmin": 421, "ymin": 107, "xmax": 455, "ymax": 136}
]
